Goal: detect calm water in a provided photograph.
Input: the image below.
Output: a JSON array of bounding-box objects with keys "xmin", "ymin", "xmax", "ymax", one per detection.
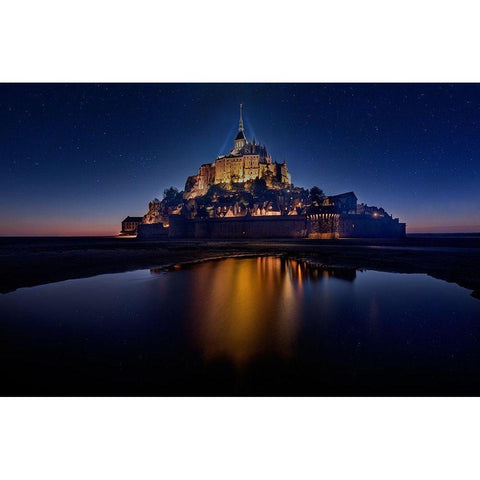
[{"xmin": 1, "ymin": 256, "xmax": 480, "ymax": 395}]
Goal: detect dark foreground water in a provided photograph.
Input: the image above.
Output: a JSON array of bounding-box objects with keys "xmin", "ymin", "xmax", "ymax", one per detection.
[{"xmin": 1, "ymin": 256, "xmax": 480, "ymax": 396}]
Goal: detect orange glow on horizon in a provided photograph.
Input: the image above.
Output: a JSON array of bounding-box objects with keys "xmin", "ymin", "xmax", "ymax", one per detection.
[{"xmin": 0, "ymin": 222, "xmax": 120, "ymax": 237}]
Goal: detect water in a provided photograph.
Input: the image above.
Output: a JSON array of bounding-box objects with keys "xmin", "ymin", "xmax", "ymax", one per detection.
[{"xmin": 1, "ymin": 256, "xmax": 479, "ymax": 395}]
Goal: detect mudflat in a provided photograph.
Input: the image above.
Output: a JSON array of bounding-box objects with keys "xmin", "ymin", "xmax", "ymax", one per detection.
[{"xmin": 1, "ymin": 235, "xmax": 480, "ymax": 298}]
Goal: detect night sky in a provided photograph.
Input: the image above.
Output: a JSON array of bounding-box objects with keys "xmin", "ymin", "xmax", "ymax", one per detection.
[{"xmin": 1, "ymin": 83, "xmax": 479, "ymax": 235}]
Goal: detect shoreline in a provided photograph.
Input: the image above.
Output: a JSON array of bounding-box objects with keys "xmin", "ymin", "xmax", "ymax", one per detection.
[{"xmin": 1, "ymin": 237, "xmax": 480, "ymax": 298}]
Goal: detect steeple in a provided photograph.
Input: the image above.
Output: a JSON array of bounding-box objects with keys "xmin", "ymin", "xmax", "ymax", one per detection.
[
  {"xmin": 233, "ymin": 103, "xmax": 247, "ymax": 151},
  {"xmin": 238, "ymin": 103, "xmax": 244, "ymax": 132}
]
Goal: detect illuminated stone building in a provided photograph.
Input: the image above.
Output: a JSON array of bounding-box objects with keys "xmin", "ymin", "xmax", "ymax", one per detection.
[
  {"xmin": 185, "ymin": 105, "xmax": 291, "ymax": 199},
  {"xmin": 120, "ymin": 216, "xmax": 143, "ymax": 235},
  {"xmin": 124, "ymin": 104, "xmax": 406, "ymax": 239}
]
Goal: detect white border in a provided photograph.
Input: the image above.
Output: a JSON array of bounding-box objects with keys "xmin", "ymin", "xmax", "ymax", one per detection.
[
  {"xmin": 2, "ymin": 1, "xmax": 479, "ymax": 82},
  {"xmin": 0, "ymin": 397, "xmax": 479, "ymax": 479},
  {"xmin": 1, "ymin": 1, "xmax": 479, "ymax": 479}
]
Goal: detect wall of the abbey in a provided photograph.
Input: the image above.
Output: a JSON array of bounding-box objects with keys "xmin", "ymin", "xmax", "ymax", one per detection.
[
  {"xmin": 214, "ymin": 157, "xmax": 228, "ymax": 184},
  {"xmin": 214, "ymin": 156, "xmax": 248, "ymax": 184},
  {"xmin": 185, "ymin": 150, "xmax": 292, "ymax": 199},
  {"xmin": 212, "ymin": 154, "xmax": 288, "ymax": 186},
  {"xmin": 243, "ymin": 154, "xmax": 261, "ymax": 182},
  {"xmin": 197, "ymin": 163, "xmax": 215, "ymax": 190},
  {"xmin": 229, "ymin": 157, "xmax": 244, "ymax": 181}
]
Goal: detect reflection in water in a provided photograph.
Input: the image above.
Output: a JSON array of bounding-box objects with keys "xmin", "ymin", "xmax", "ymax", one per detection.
[
  {"xmin": 3, "ymin": 255, "xmax": 480, "ymax": 395},
  {"xmin": 153, "ymin": 257, "xmax": 356, "ymax": 367}
]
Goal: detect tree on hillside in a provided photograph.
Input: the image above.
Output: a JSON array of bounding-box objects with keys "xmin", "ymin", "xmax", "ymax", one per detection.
[
  {"xmin": 237, "ymin": 191, "xmax": 254, "ymax": 208},
  {"xmin": 247, "ymin": 177, "xmax": 268, "ymax": 198},
  {"xmin": 163, "ymin": 187, "xmax": 184, "ymax": 207},
  {"xmin": 205, "ymin": 184, "xmax": 228, "ymax": 201},
  {"xmin": 309, "ymin": 186, "xmax": 326, "ymax": 207}
]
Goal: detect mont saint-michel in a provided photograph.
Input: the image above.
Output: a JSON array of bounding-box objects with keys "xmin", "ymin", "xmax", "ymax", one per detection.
[{"xmin": 122, "ymin": 105, "xmax": 405, "ymax": 239}]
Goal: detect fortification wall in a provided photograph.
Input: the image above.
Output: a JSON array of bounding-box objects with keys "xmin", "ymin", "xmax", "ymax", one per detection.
[
  {"xmin": 137, "ymin": 223, "xmax": 169, "ymax": 239},
  {"xmin": 339, "ymin": 215, "xmax": 406, "ymax": 238},
  {"xmin": 306, "ymin": 214, "xmax": 340, "ymax": 239},
  {"xmin": 170, "ymin": 215, "xmax": 307, "ymax": 239},
  {"xmin": 144, "ymin": 213, "xmax": 406, "ymax": 240}
]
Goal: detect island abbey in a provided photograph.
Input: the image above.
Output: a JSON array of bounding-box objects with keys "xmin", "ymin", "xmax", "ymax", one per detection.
[
  {"xmin": 184, "ymin": 104, "xmax": 291, "ymax": 199},
  {"xmin": 122, "ymin": 105, "xmax": 405, "ymax": 239}
]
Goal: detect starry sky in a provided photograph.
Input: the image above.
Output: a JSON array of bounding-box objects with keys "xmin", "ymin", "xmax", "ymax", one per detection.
[{"xmin": 1, "ymin": 83, "xmax": 479, "ymax": 235}]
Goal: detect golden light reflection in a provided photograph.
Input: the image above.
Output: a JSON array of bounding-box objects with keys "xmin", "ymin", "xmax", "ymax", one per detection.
[
  {"xmin": 182, "ymin": 257, "xmax": 357, "ymax": 368},
  {"xmin": 185, "ymin": 257, "xmax": 295, "ymax": 367}
]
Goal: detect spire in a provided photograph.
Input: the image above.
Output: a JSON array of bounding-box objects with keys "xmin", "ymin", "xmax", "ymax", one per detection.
[
  {"xmin": 234, "ymin": 103, "xmax": 247, "ymax": 143},
  {"xmin": 238, "ymin": 103, "xmax": 244, "ymax": 132}
]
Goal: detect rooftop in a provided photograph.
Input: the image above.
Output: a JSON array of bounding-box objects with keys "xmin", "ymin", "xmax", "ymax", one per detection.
[{"xmin": 235, "ymin": 129, "xmax": 247, "ymax": 141}]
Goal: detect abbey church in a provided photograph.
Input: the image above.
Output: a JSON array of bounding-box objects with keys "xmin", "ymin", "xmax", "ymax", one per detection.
[{"xmin": 184, "ymin": 105, "xmax": 291, "ymax": 199}]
